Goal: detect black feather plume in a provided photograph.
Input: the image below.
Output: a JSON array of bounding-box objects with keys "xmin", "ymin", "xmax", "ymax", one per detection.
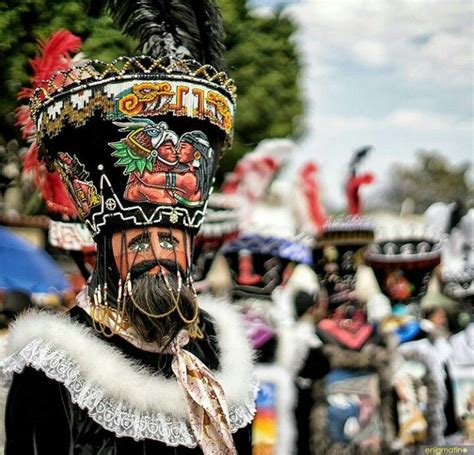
[
  {"xmin": 349, "ymin": 145, "xmax": 373, "ymax": 176},
  {"xmin": 95, "ymin": 0, "xmax": 227, "ymax": 71}
]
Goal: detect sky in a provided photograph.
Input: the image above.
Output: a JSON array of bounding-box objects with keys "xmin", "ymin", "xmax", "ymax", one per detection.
[{"xmin": 250, "ymin": 0, "xmax": 473, "ymax": 209}]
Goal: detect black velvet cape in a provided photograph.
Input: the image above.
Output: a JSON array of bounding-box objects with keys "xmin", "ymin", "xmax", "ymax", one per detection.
[{"xmin": 4, "ymin": 307, "xmax": 252, "ymax": 454}]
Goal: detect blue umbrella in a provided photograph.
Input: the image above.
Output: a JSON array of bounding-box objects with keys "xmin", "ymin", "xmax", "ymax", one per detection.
[{"xmin": 0, "ymin": 226, "xmax": 69, "ymax": 294}]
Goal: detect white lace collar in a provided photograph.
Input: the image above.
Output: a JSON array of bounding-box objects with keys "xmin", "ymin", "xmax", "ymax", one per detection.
[{"xmin": 1, "ymin": 295, "xmax": 257, "ymax": 448}]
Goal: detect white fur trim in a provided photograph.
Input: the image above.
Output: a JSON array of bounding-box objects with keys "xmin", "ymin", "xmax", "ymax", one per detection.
[{"xmin": 1, "ymin": 295, "xmax": 257, "ymax": 446}]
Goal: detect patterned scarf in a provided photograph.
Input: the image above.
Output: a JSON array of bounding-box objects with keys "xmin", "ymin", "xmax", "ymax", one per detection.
[
  {"xmin": 78, "ymin": 291, "xmax": 237, "ymax": 453},
  {"xmin": 168, "ymin": 330, "xmax": 237, "ymax": 455}
]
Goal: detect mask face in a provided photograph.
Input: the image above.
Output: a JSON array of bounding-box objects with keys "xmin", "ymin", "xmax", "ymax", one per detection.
[{"xmin": 111, "ymin": 226, "xmax": 190, "ymax": 280}]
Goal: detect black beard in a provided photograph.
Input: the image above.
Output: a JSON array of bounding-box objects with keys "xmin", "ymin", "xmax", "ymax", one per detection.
[{"xmin": 123, "ymin": 272, "xmax": 197, "ymax": 345}]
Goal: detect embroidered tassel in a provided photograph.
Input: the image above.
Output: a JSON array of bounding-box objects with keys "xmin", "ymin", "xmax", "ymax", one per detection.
[
  {"xmin": 126, "ymin": 272, "xmax": 133, "ymax": 297},
  {"xmin": 103, "ymin": 282, "xmax": 108, "ymax": 307}
]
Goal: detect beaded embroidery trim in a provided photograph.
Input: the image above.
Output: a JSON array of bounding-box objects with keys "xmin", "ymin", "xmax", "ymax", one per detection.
[
  {"xmin": 31, "ymin": 57, "xmax": 236, "ymax": 147},
  {"xmin": 31, "ymin": 57, "xmax": 236, "ymax": 107}
]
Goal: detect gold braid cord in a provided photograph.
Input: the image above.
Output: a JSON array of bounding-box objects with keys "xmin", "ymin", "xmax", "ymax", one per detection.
[
  {"xmin": 90, "ymin": 276, "xmax": 203, "ymax": 341},
  {"xmin": 31, "ymin": 57, "xmax": 236, "ymax": 148},
  {"xmin": 31, "ymin": 56, "xmax": 236, "ymax": 113}
]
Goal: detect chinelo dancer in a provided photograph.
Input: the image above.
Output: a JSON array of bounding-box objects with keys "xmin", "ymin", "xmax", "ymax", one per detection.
[{"xmin": 1, "ymin": 2, "xmax": 256, "ymax": 454}]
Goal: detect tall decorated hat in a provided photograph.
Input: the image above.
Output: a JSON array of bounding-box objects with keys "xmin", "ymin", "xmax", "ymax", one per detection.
[
  {"xmin": 311, "ymin": 147, "xmax": 375, "ymax": 307},
  {"xmin": 312, "ymin": 215, "xmax": 375, "ymax": 307},
  {"xmin": 29, "ymin": 3, "xmax": 235, "ymax": 237},
  {"xmin": 17, "ymin": 2, "xmax": 238, "ymax": 336}
]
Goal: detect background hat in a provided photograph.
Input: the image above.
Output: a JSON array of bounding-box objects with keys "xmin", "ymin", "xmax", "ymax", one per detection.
[
  {"xmin": 365, "ymin": 236, "xmax": 442, "ymax": 304},
  {"xmin": 312, "ymin": 216, "xmax": 375, "ymax": 307},
  {"xmin": 221, "ymin": 233, "xmax": 312, "ymax": 300},
  {"xmin": 314, "ymin": 215, "xmax": 375, "ymax": 247}
]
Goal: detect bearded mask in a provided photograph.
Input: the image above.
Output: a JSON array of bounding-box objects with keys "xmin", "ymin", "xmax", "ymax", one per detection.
[{"xmin": 26, "ymin": 0, "xmax": 236, "ymax": 339}]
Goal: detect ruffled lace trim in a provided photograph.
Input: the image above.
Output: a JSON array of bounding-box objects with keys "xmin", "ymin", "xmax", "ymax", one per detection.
[{"xmin": 1, "ymin": 338, "xmax": 258, "ymax": 448}]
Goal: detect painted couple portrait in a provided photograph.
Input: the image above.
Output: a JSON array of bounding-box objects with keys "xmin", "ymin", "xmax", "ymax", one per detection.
[{"xmin": 110, "ymin": 118, "xmax": 214, "ymax": 208}]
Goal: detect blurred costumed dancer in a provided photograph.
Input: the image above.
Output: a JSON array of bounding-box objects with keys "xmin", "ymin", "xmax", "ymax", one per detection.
[
  {"xmin": 363, "ymin": 203, "xmax": 473, "ymax": 449},
  {"xmin": 207, "ymin": 141, "xmax": 317, "ymax": 455},
  {"xmin": 365, "ymin": 229, "xmax": 447, "ymax": 450},
  {"xmin": 1, "ymin": 2, "xmax": 257, "ymax": 454},
  {"xmin": 293, "ymin": 154, "xmax": 400, "ymax": 454}
]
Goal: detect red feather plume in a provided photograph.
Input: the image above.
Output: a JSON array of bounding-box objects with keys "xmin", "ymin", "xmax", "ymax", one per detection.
[
  {"xmin": 15, "ymin": 30, "xmax": 82, "ymax": 217},
  {"xmin": 17, "ymin": 30, "xmax": 82, "ymax": 101},
  {"xmin": 299, "ymin": 162, "xmax": 327, "ymax": 232},
  {"xmin": 346, "ymin": 173, "xmax": 375, "ymax": 216}
]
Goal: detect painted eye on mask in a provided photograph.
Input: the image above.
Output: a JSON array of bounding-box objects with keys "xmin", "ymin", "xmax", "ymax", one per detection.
[
  {"xmin": 158, "ymin": 234, "xmax": 177, "ymax": 250},
  {"xmin": 129, "ymin": 239, "xmax": 150, "ymax": 253}
]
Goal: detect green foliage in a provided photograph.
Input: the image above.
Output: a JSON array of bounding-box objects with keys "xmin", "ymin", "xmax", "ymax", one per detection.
[
  {"xmin": 0, "ymin": 0, "xmax": 136, "ymax": 137},
  {"xmin": 218, "ymin": 0, "xmax": 303, "ymax": 177},
  {"xmin": 0, "ymin": 0, "xmax": 302, "ymax": 186},
  {"xmin": 110, "ymin": 141, "xmax": 152, "ymax": 175},
  {"xmin": 383, "ymin": 150, "xmax": 474, "ymax": 213}
]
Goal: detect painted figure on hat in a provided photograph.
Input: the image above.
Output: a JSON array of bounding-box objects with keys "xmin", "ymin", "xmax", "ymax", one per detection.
[
  {"xmin": 110, "ymin": 118, "xmax": 214, "ymax": 208},
  {"xmin": 54, "ymin": 152, "xmax": 100, "ymax": 217}
]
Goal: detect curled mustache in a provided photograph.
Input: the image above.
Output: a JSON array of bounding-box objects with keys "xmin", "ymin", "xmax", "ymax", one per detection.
[{"xmin": 130, "ymin": 258, "xmax": 186, "ymax": 281}]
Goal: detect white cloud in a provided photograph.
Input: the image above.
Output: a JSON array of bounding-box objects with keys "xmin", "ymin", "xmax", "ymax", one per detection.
[
  {"xmin": 286, "ymin": 0, "xmax": 473, "ymax": 87},
  {"xmin": 386, "ymin": 109, "xmax": 472, "ymax": 132},
  {"xmin": 304, "ymin": 108, "xmax": 471, "ymax": 133},
  {"xmin": 272, "ymin": 0, "xmax": 473, "ymax": 209},
  {"xmin": 292, "ymin": 108, "xmax": 473, "ymax": 208},
  {"xmin": 352, "ymin": 40, "xmax": 388, "ymax": 67}
]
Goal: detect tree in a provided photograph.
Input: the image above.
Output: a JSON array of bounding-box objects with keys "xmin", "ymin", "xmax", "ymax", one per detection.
[
  {"xmin": 0, "ymin": 0, "xmax": 302, "ymax": 188},
  {"xmin": 218, "ymin": 0, "xmax": 303, "ymax": 177},
  {"xmin": 381, "ymin": 150, "xmax": 473, "ymax": 213},
  {"xmin": 0, "ymin": 0, "xmax": 137, "ymax": 140}
]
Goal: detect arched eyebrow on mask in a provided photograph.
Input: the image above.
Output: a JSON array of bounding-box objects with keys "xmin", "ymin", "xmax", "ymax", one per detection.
[
  {"xmin": 158, "ymin": 231, "xmax": 179, "ymax": 245},
  {"xmin": 127, "ymin": 231, "xmax": 150, "ymax": 249},
  {"xmin": 127, "ymin": 230, "xmax": 180, "ymax": 250}
]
